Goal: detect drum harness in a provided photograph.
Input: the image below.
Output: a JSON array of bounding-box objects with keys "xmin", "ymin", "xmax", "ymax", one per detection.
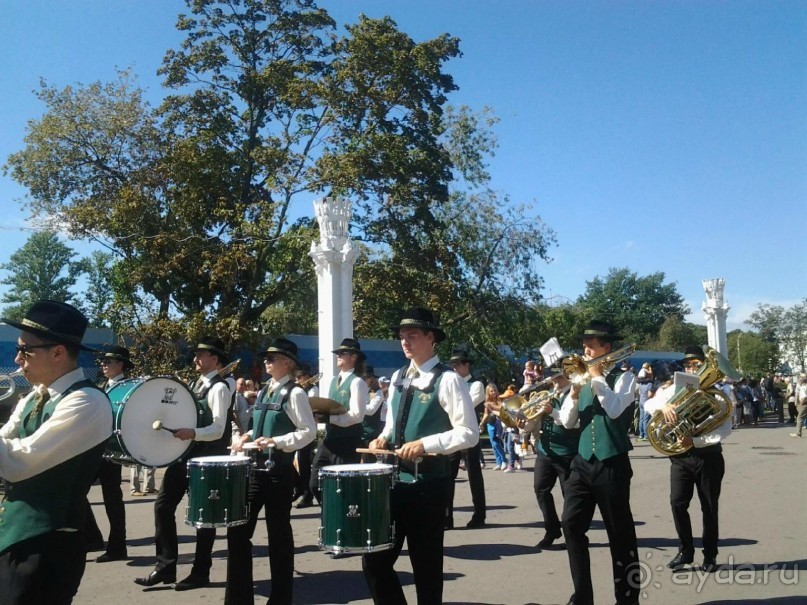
[
  {"xmin": 389, "ymin": 364, "xmax": 448, "ymax": 483},
  {"xmin": 251, "ymin": 384, "xmax": 295, "ymax": 473}
]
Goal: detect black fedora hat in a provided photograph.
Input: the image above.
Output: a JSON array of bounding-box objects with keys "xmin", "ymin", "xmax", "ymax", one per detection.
[
  {"xmin": 2, "ymin": 299, "xmax": 94, "ymax": 351},
  {"xmin": 389, "ymin": 307, "xmax": 446, "ymax": 343},
  {"xmin": 577, "ymin": 320, "xmax": 621, "ymax": 342},
  {"xmin": 449, "ymin": 346, "xmax": 472, "ymax": 364},
  {"xmin": 363, "ymin": 365, "xmax": 377, "ymax": 379},
  {"xmin": 259, "ymin": 337, "xmax": 299, "ymax": 366},
  {"xmin": 332, "ymin": 337, "xmax": 366, "ymax": 361},
  {"xmin": 194, "ymin": 336, "xmax": 231, "ymax": 365},
  {"xmin": 97, "ymin": 344, "xmax": 134, "ymax": 370},
  {"xmin": 681, "ymin": 346, "xmax": 705, "ymax": 364}
]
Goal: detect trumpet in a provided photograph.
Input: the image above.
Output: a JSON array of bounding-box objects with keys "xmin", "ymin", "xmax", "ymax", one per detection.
[
  {"xmin": 0, "ymin": 369, "xmax": 25, "ymax": 402},
  {"xmin": 298, "ymin": 372, "xmax": 322, "ymax": 390},
  {"xmin": 218, "ymin": 358, "xmax": 241, "ymax": 378},
  {"xmin": 561, "ymin": 343, "xmax": 636, "ymax": 385}
]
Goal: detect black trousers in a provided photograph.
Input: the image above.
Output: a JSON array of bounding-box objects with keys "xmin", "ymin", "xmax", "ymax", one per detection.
[
  {"xmin": 225, "ymin": 465, "xmax": 295, "ymax": 605},
  {"xmin": 362, "ymin": 477, "xmax": 450, "ymax": 605},
  {"xmin": 309, "ymin": 437, "xmax": 362, "ymax": 502},
  {"xmin": 533, "ymin": 452, "xmax": 573, "ymax": 536},
  {"xmin": 562, "ymin": 453, "xmax": 639, "ymax": 605},
  {"xmin": 0, "ymin": 531, "xmax": 86, "ymax": 604},
  {"xmin": 670, "ymin": 448, "xmax": 725, "ymax": 558},
  {"xmin": 153, "ymin": 460, "xmax": 216, "ymax": 575},
  {"xmin": 446, "ymin": 443, "xmax": 486, "ymax": 524},
  {"xmin": 83, "ymin": 459, "xmax": 127, "ymax": 553}
]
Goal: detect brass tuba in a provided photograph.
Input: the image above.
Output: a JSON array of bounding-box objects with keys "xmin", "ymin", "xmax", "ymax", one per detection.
[
  {"xmin": 0, "ymin": 369, "xmax": 26, "ymax": 402},
  {"xmin": 518, "ymin": 389, "xmax": 553, "ymax": 422},
  {"xmin": 647, "ymin": 347, "xmax": 740, "ymax": 456},
  {"xmin": 561, "ymin": 343, "xmax": 636, "ymax": 385}
]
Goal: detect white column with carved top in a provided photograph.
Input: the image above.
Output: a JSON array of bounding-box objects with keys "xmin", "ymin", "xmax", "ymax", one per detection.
[
  {"xmin": 702, "ymin": 278, "xmax": 730, "ymax": 357},
  {"xmin": 310, "ymin": 197, "xmax": 358, "ymax": 389}
]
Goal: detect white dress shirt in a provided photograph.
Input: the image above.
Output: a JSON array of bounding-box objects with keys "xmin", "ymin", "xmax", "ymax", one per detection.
[
  {"xmin": 379, "ymin": 355, "xmax": 478, "ymax": 455},
  {"xmin": 193, "ymin": 370, "xmax": 231, "ymax": 441},
  {"xmin": 245, "ymin": 375, "xmax": 316, "ymax": 452},
  {"xmin": 559, "ymin": 371, "xmax": 637, "ymax": 429},
  {"xmin": 328, "ymin": 370, "xmax": 368, "ymax": 428},
  {"xmin": 0, "ymin": 367, "xmax": 112, "ymax": 482}
]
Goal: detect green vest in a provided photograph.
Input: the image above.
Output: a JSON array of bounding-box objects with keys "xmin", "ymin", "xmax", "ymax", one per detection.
[
  {"xmin": 325, "ymin": 373, "xmax": 362, "ymax": 442},
  {"xmin": 538, "ymin": 392, "xmax": 580, "ymax": 458},
  {"xmin": 192, "ymin": 375, "xmax": 231, "ymax": 455},
  {"xmin": 361, "ymin": 392, "xmax": 385, "ymax": 442},
  {"xmin": 388, "ymin": 365, "xmax": 452, "ymax": 482},
  {"xmin": 576, "ymin": 369, "xmax": 633, "ymax": 461},
  {"xmin": 0, "ymin": 381, "xmax": 108, "ymax": 554},
  {"xmin": 253, "ymin": 384, "xmax": 296, "ymax": 439}
]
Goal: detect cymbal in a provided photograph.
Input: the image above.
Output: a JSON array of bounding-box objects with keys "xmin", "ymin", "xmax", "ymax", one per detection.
[{"xmin": 309, "ymin": 396, "xmax": 347, "ymax": 415}]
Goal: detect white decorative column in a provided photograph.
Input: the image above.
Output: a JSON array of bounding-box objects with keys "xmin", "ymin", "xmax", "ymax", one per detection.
[
  {"xmin": 702, "ymin": 278, "xmax": 730, "ymax": 356},
  {"xmin": 310, "ymin": 197, "xmax": 358, "ymax": 388}
]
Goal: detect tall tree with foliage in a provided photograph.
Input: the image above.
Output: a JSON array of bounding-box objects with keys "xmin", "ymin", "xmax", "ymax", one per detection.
[
  {"xmin": 75, "ymin": 250, "xmax": 115, "ymax": 328},
  {"xmin": 0, "ymin": 231, "xmax": 81, "ymax": 321},
  {"xmin": 5, "ymin": 0, "xmax": 556, "ymax": 371},
  {"xmin": 576, "ymin": 267, "xmax": 688, "ymax": 347},
  {"xmin": 749, "ymin": 300, "xmax": 807, "ymax": 373}
]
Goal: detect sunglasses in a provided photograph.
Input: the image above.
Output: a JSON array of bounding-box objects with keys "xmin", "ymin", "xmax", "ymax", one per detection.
[
  {"xmin": 265, "ymin": 355, "xmax": 278, "ymax": 363},
  {"xmin": 683, "ymin": 361, "xmax": 703, "ymax": 370},
  {"xmin": 15, "ymin": 343, "xmax": 57, "ymax": 356}
]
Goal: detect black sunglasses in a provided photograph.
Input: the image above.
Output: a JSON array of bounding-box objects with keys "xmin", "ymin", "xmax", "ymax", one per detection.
[{"xmin": 15, "ymin": 343, "xmax": 58, "ymax": 356}]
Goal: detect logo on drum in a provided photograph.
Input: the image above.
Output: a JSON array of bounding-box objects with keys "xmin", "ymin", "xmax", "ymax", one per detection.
[
  {"xmin": 347, "ymin": 505, "xmax": 360, "ymax": 518},
  {"xmin": 161, "ymin": 387, "xmax": 178, "ymax": 405}
]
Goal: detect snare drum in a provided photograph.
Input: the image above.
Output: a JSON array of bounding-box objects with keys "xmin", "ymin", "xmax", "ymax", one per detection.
[
  {"xmin": 185, "ymin": 455, "xmax": 251, "ymax": 528},
  {"xmin": 318, "ymin": 463, "xmax": 394, "ymax": 554},
  {"xmin": 106, "ymin": 377, "xmax": 199, "ymax": 467}
]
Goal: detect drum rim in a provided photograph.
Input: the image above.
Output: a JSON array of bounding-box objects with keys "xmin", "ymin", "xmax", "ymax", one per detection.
[
  {"xmin": 319, "ymin": 463, "xmax": 394, "ymax": 476},
  {"xmin": 187, "ymin": 455, "xmax": 252, "ymax": 465}
]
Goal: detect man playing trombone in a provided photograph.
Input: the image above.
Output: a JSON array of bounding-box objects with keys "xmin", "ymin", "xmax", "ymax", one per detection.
[{"xmin": 558, "ymin": 321, "xmax": 638, "ymax": 605}]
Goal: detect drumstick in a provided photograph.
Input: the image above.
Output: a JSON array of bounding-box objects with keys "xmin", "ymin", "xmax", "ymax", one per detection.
[
  {"xmin": 355, "ymin": 447, "xmax": 438, "ymax": 457},
  {"xmin": 152, "ymin": 420, "xmax": 178, "ymax": 434}
]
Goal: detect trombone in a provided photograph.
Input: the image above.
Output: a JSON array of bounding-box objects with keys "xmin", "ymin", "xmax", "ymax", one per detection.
[{"xmin": 561, "ymin": 343, "xmax": 636, "ymax": 385}]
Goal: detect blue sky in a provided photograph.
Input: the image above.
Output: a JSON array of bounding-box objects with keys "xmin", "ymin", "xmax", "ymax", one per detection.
[{"xmin": 1, "ymin": 0, "xmax": 805, "ymax": 331}]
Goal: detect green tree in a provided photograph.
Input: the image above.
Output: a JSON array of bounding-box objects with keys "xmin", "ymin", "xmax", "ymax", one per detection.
[
  {"xmin": 651, "ymin": 315, "xmax": 702, "ymax": 352},
  {"xmin": 749, "ymin": 301, "xmax": 807, "ymax": 373},
  {"xmin": 75, "ymin": 250, "xmax": 115, "ymax": 328},
  {"xmin": 0, "ymin": 231, "xmax": 81, "ymax": 320},
  {"xmin": 6, "ymin": 1, "xmax": 557, "ymax": 367},
  {"xmin": 577, "ymin": 267, "xmax": 689, "ymax": 347},
  {"xmin": 728, "ymin": 330, "xmax": 778, "ymax": 376}
]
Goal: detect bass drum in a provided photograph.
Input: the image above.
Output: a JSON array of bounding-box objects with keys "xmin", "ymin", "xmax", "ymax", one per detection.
[{"xmin": 106, "ymin": 377, "xmax": 199, "ymax": 467}]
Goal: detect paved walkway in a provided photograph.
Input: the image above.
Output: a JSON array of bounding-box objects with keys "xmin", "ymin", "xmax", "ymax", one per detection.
[{"xmin": 77, "ymin": 417, "xmax": 806, "ymax": 604}]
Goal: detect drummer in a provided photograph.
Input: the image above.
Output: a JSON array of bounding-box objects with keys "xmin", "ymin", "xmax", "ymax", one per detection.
[
  {"xmin": 228, "ymin": 338, "xmax": 316, "ymax": 605},
  {"xmin": 134, "ymin": 337, "xmax": 234, "ymax": 591},
  {"xmin": 309, "ymin": 337, "xmax": 369, "ymax": 504},
  {"xmin": 362, "ymin": 307, "xmax": 478, "ymax": 605}
]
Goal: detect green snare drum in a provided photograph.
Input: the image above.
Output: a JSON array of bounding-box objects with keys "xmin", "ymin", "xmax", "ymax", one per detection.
[
  {"xmin": 185, "ymin": 455, "xmax": 251, "ymax": 528},
  {"xmin": 318, "ymin": 463, "xmax": 394, "ymax": 554}
]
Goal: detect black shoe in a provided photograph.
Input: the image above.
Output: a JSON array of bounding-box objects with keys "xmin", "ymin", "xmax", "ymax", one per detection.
[
  {"xmin": 96, "ymin": 550, "xmax": 128, "ymax": 563},
  {"xmin": 444, "ymin": 518, "xmax": 454, "ymax": 530},
  {"xmin": 536, "ymin": 530, "xmax": 562, "ymax": 549},
  {"xmin": 668, "ymin": 551, "xmax": 694, "ymax": 570},
  {"xmin": 173, "ymin": 574, "xmax": 210, "ymax": 591},
  {"xmin": 702, "ymin": 557, "xmax": 718, "ymax": 573},
  {"xmin": 134, "ymin": 568, "xmax": 177, "ymax": 587},
  {"xmin": 465, "ymin": 517, "xmax": 486, "ymax": 529},
  {"xmin": 295, "ymin": 497, "xmax": 314, "ymax": 509}
]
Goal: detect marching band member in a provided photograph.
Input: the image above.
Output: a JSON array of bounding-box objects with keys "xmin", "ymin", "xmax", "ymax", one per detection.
[
  {"xmin": 291, "ymin": 364, "xmax": 318, "ymax": 508},
  {"xmin": 558, "ymin": 321, "xmax": 638, "ymax": 605},
  {"xmin": 134, "ymin": 337, "xmax": 233, "ymax": 590},
  {"xmin": 644, "ymin": 345, "xmax": 731, "ymax": 573},
  {"xmin": 524, "ymin": 340, "xmax": 580, "ymax": 551},
  {"xmin": 446, "ymin": 345, "xmax": 487, "ymax": 529},
  {"xmin": 84, "ymin": 345, "xmax": 133, "ymax": 562},
  {"xmin": 309, "ymin": 338, "xmax": 368, "ymax": 503},
  {"xmin": 0, "ymin": 300, "xmax": 112, "ymax": 603},
  {"xmin": 362, "ymin": 307, "xmax": 477, "ymax": 605},
  {"xmin": 227, "ymin": 338, "xmax": 316, "ymax": 605}
]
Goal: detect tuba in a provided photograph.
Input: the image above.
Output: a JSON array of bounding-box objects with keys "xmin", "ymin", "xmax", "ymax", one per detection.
[
  {"xmin": 0, "ymin": 369, "xmax": 25, "ymax": 402},
  {"xmin": 647, "ymin": 347, "xmax": 740, "ymax": 456},
  {"xmin": 518, "ymin": 389, "xmax": 553, "ymax": 422},
  {"xmin": 561, "ymin": 344, "xmax": 636, "ymax": 385}
]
